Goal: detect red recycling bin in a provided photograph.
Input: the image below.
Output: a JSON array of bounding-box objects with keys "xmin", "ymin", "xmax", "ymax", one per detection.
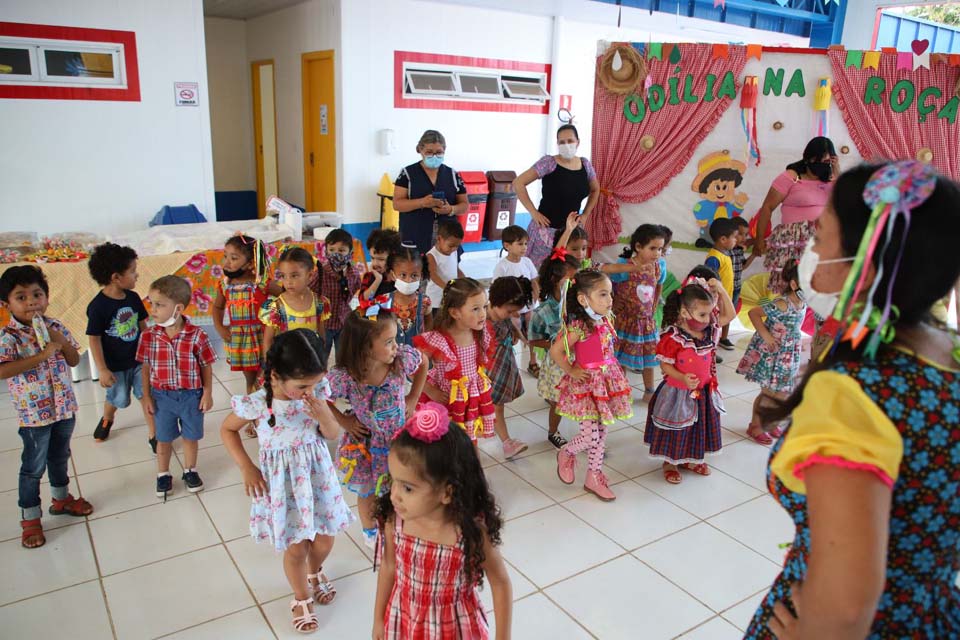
[{"xmin": 458, "ymin": 171, "xmax": 488, "ymax": 244}]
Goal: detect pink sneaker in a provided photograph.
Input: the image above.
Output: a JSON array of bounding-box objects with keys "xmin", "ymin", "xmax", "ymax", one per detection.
[
  {"xmin": 557, "ymin": 448, "xmax": 576, "ymax": 485},
  {"xmin": 584, "ymin": 470, "xmax": 616, "ymax": 501},
  {"xmin": 502, "ymin": 438, "xmax": 528, "ymax": 460}
]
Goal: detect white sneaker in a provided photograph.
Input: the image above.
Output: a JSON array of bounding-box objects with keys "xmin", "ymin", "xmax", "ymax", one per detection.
[{"xmin": 362, "ymin": 527, "xmax": 378, "ymax": 550}]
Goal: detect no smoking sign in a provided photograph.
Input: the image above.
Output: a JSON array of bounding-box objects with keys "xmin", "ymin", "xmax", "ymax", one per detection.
[{"xmin": 175, "ymin": 81, "xmax": 199, "ymax": 107}]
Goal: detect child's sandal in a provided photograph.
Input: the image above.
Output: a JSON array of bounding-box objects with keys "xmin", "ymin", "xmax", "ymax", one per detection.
[
  {"xmin": 680, "ymin": 462, "xmax": 711, "ymax": 476},
  {"xmin": 307, "ymin": 570, "xmax": 336, "ymax": 605},
  {"xmin": 20, "ymin": 518, "xmax": 45, "ymax": 549},
  {"xmin": 663, "ymin": 465, "xmax": 682, "ymax": 484},
  {"xmin": 49, "ymin": 494, "xmax": 93, "ymax": 517},
  {"xmin": 290, "ymin": 597, "xmax": 318, "ymax": 634},
  {"xmin": 746, "ymin": 424, "xmax": 774, "ymax": 446},
  {"xmin": 527, "ymin": 362, "xmax": 540, "ymax": 379}
]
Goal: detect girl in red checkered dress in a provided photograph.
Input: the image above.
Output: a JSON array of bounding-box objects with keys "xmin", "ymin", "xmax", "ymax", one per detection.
[{"xmin": 373, "ymin": 402, "xmax": 512, "ymax": 640}]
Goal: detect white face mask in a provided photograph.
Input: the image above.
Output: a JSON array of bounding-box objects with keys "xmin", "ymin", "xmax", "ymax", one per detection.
[
  {"xmin": 558, "ymin": 142, "xmax": 578, "ymax": 160},
  {"xmin": 155, "ymin": 305, "xmax": 182, "ymax": 328},
  {"xmin": 585, "ymin": 305, "xmax": 606, "ymax": 322},
  {"xmin": 797, "ymin": 239, "xmax": 854, "ymax": 318},
  {"xmin": 393, "ymin": 279, "xmax": 420, "ymax": 296}
]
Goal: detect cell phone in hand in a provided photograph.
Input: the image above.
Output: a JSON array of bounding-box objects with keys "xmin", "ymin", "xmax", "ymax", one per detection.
[{"xmin": 432, "ymin": 191, "xmax": 446, "ymax": 201}]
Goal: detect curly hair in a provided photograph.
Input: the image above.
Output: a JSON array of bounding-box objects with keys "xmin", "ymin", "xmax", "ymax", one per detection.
[
  {"xmin": 262, "ymin": 328, "xmax": 327, "ymax": 428},
  {"xmin": 662, "ymin": 280, "xmax": 714, "ymax": 328},
  {"xmin": 336, "ymin": 310, "xmax": 402, "ymax": 383},
  {"xmin": 564, "ymin": 269, "xmax": 609, "ymax": 331},
  {"xmin": 537, "ymin": 252, "xmax": 579, "ymax": 302},
  {"xmin": 374, "ymin": 423, "xmax": 503, "ymax": 587},
  {"xmin": 367, "ymin": 229, "xmax": 402, "ymax": 255},
  {"xmin": 88, "ymin": 242, "xmax": 138, "ymax": 286},
  {"xmin": 488, "ymin": 276, "xmax": 532, "ymax": 309},
  {"xmin": 620, "ymin": 224, "xmax": 666, "ymax": 259},
  {"xmin": 224, "ymin": 235, "xmax": 268, "ymax": 280}
]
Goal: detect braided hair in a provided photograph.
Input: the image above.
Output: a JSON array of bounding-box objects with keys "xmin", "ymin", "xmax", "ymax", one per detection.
[
  {"xmin": 262, "ymin": 328, "xmax": 327, "ymax": 427},
  {"xmin": 386, "ymin": 245, "xmax": 425, "ymax": 282}
]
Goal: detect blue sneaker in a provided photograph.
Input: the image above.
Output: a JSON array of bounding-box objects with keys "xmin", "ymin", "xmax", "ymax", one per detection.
[
  {"xmin": 156, "ymin": 474, "xmax": 173, "ymax": 501},
  {"xmin": 182, "ymin": 470, "xmax": 204, "ymax": 493}
]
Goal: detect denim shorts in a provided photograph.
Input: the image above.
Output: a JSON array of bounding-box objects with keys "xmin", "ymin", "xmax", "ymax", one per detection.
[
  {"xmin": 152, "ymin": 388, "xmax": 204, "ymax": 443},
  {"xmin": 105, "ymin": 365, "xmax": 143, "ymax": 409}
]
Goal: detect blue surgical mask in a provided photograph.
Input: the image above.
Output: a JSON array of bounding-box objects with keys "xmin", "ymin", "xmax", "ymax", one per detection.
[
  {"xmin": 585, "ymin": 306, "xmax": 606, "ymax": 322},
  {"xmin": 423, "ymin": 155, "xmax": 444, "ymax": 169}
]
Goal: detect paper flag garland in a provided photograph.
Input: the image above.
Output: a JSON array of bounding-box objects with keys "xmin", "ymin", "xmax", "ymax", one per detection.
[
  {"xmin": 740, "ymin": 76, "xmax": 761, "ymax": 166},
  {"xmin": 712, "ymin": 43, "xmax": 729, "ymax": 60},
  {"xmin": 845, "ymin": 50, "xmax": 863, "ymax": 68},
  {"xmin": 896, "ymin": 52, "xmax": 913, "ymax": 71},
  {"xmin": 862, "ymin": 51, "xmax": 881, "ymax": 70},
  {"xmin": 913, "ymin": 50, "xmax": 930, "ymax": 70},
  {"xmin": 669, "ymin": 44, "xmax": 681, "ymax": 64},
  {"xmin": 648, "ymin": 43, "xmax": 663, "ymax": 60},
  {"xmin": 746, "ymin": 44, "xmax": 763, "ymax": 61},
  {"xmin": 814, "ymin": 78, "xmax": 831, "ymax": 138}
]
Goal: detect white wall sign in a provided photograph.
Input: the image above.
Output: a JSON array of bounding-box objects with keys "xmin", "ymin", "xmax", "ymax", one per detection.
[
  {"xmin": 175, "ymin": 81, "xmax": 199, "ymax": 106},
  {"xmin": 320, "ymin": 104, "xmax": 328, "ymax": 135}
]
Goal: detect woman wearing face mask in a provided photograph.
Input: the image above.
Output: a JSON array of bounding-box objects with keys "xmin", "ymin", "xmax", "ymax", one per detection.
[
  {"xmin": 514, "ymin": 124, "xmax": 601, "ymax": 267},
  {"xmin": 744, "ymin": 161, "xmax": 960, "ymax": 640},
  {"xmin": 752, "ymin": 136, "xmax": 839, "ymax": 293},
  {"xmin": 393, "ymin": 130, "xmax": 469, "ymax": 255}
]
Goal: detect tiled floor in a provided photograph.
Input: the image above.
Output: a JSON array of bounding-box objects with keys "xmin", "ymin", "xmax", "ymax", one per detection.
[{"xmin": 0, "ymin": 315, "xmax": 795, "ymax": 639}]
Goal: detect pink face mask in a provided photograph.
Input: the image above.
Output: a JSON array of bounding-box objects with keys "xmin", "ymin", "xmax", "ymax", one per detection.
[{"xmin": 683, "ymin": 315, "xmax": 709, "ymax": 333}]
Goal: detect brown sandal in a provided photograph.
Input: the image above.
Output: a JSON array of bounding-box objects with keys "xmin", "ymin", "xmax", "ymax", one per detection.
[
  {"xmin": 680, "ymin": 462, "xmax": 712, "ymax": 476},
  {"xmin": 21, "ymin": 518, "xmax": 45, "ymax": 549},
  {"xmin": 49, "ymin": 494, "xmax": 94, "ymax": 517}
]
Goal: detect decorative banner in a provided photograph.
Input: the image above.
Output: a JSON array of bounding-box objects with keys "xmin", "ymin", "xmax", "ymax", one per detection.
[
  {"xmin": 845, "ymin": 50, "xmax": 863, "ymax": 69},
  {"xmin": 911, "ymin": 39, "xmax": 930, "ymax": 56},
  {"xmin": 747, "ymin": 44, "xmax": 763, "ymax": 61},
  {"xmin": 897, "ymin": 52, "xmax": 913, "ymax": 71},
  {"xmin": 648, "ymin": 43, "xmax": 663, "ymax": 60},
  {"xmin": 632, "ymin": 42, "xmax": 646, "ymax": 56},
  {"xmin": 914, "ymin": 50, "xmax": 931, "ymax": 71},
  {"xmin": 740, "ymin": 76, "xmax": 761, "ymax": 165},
  {"xmin": 712, "ymin": 43, "xmax": 729, "ymax": 60},
  {"xmin": 814, "ymin": 77, "xmax": 832, "ymax": 137},
  {"xmin": 663, "ymin": 43, "xmax": 675, "ymax": 63},
  {"xmin": 863, "ymin": 51, "xmax": 881, "ymax": 70},
  {"xmin": 951, "ymin": 54, "xmax": 960, "ymax": 67}
]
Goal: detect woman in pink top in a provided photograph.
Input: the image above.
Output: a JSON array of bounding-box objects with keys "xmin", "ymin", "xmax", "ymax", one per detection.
[{"xmin": 753, "ymin": 137, "xmax": 839, "ymax": 292}]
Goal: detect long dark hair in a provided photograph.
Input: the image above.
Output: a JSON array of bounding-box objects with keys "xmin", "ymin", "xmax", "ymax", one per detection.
[
  {"xmin": 763, "ymin": 163, "xmax": 960, "ymax": 424},
  {"xmin": 786, "ymin": 136, "xmax": 836, "ymax": 175},
  {"xmin": 262, "ymin": 329, "xmax": 327, "ymax": 427},
  {"xmin": 564, "ymin": 270, "xmax": 609, "ymax": 331},
  {"xmin": 488, "ymin": 276, "xmax": 532, "ymax": 309},
  {"xmin": 225, "ymin": 234, "xmax": 268, "ymax": 280},
  {"xmin": 336, "ymin": 310, "xmax": 402, "ymax": 383},
  {"xmin": 538, "ymin": 253, "xmax": 580, "ymax": 302},
  {"xmin": 374, "ymin": 423, "xmax": 503, "ymax": 587},
  {"xmin": 662, "ymin": 280, "xmax": 714, "ymax": 327},
  {"xmin": 620, "ymin": 224, "xmax": 666, "ymax": 259}
]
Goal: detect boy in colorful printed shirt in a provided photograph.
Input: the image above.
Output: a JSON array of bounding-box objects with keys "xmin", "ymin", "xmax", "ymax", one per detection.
[
  {"xmin": 0, "ymin": 266, "xmax": 93, "ymax": 549},
  {"xmin": 137, "ymin": 276, "xmax": 217, "ymax": 500},
  {"xmin": 86, "ymin": 242, "xmax": 155, "ymax": 450}
]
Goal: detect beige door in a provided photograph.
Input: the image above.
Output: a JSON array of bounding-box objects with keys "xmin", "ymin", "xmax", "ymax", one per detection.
[{"xmin": 252, "ymin": 60, "xmax": 278, "ymax": 218}]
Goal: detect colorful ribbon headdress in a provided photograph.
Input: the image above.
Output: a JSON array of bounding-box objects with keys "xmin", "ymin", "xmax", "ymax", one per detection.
[
  {"xmin": 357, "ymin": 294, "xmax": 389, "ymax": 320},
  {"xmin": 395, "ymin": 402, "xmax": 450, "ymax": 443},
  {"xmin": 819, "ymin": 160, "xmax": 938, "ymax": 360}
]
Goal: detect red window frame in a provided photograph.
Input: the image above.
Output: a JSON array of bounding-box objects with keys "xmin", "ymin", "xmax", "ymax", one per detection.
[
  {"xmin": 395, "ymin": 50, "xmax": 550, "ymax": 114},
  {"xmin": 0, "ymin": 21, "xmax": 140, "ymax": 102}
]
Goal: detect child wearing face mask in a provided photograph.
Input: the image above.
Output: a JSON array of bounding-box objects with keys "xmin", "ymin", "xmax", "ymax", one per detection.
[
  {"xmin": 326, "ymin": 309, "xmax": 428, "ymax": 549},
  {"xmin": 736, "ymin": 260, "xmax": 806, "ymax": 445},
  {"xmin": 314, "ymin": 229, "xmax": 361, "ymax": 365},
  {"xmin": 415, "ymin": 278, "xmax": 496, "ymax": 443},
  {"xmin": 644, "ymin": 276, "xmax": 735, "ymax": 485},
  {"xmin": 553, "ymin": 270, "xmax": 633, "ymax": 501},
  {"xmin": 383, "ymin": 246, "xmax": 433, "ymax": 347},
  {"xmin": 361, "ymin": 229, "xmax": 402, "ymax": 302}
]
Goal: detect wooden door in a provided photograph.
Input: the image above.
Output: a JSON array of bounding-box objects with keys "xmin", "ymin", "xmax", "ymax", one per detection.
[
  {"xmin": 252, "ymin": 60, "xmax": 279, "ymax": 218},
  {"xmin": 302, "ymin": 51, "xmax": 336, "ymax": 211}
]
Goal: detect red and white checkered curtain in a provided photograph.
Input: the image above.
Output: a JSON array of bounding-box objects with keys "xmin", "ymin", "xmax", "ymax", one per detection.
[
  {"xmin": 828, "ymin": 49, "xmax": 960, "ymax": 181},
  {"xmin": 588, "ymin": 44, "xmax": 747, "ymax": 249}
]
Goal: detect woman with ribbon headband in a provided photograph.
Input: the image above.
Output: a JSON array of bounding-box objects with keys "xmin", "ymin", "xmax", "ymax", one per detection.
[{"xmin": 744, "ymin": 161, "xmax": 960, "ymax": 640}]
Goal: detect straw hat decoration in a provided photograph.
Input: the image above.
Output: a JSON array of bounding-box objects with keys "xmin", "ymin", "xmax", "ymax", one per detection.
[{"xmin": 598, "ymin": 43, "xmax": 647, "ymax": 95}]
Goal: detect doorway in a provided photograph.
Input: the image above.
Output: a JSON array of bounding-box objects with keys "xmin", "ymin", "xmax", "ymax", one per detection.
[
  {"xmin": 251, "ymin": 60, "xmax": 279, "ymax": 219},
  {"xmin": 301, "ymin": 50, "xmax": 336, "ymax": 212}
]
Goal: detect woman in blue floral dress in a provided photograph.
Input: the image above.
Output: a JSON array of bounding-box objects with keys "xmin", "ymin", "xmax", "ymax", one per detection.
[{"xmin": 744, "ymin": 162, "xmax": 960, "ymax": 639}]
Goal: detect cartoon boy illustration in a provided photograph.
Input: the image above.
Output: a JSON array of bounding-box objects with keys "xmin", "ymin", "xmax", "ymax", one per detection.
[{"xmin": 691, "ymin": 151, "xmax": 749, "ymax": 248}]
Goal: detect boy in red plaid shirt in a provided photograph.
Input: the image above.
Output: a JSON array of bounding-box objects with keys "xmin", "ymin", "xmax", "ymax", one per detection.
[{"xmin": 137, "ymin": 276, "xmax": 217, "ymax": 500}]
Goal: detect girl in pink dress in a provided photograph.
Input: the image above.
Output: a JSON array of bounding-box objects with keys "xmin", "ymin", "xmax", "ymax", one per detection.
[
  {"xmin": 373, "ymin": 403, "xmax": 512, "ymax": 640},
  {"xmin": 552, "ymin": 270, "xmax": 633, "ymax": 501},
  {"xmin": 415, "ymin": 278, "xmax": 496, "ymax": 441}
]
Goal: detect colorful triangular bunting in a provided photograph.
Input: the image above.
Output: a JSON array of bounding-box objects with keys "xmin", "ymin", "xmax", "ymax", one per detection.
[
  {"xmin": 648, "ymin": 42, "xmax": 663, "ymax": 60},
  {"xmin": 845, "ymin": 50, "xmax": 863, "ymax": 68},
  {"xmin": 896, "ymin": 52, "xmax": 913, "ymax": 71},
  {"xmin": 746, "ymin": 44, "xmax": 763, "ymax": 61},
  {"xmin": 913, "ymin": 50, "xmax": 930, "ymax": 70},
  {"xmin": 862, "ymin": 51, "xmax": 881, "ymax": 70},
  {"xmin": 712, "ymin": 43, "xmax": 729, "ymax": 59}
]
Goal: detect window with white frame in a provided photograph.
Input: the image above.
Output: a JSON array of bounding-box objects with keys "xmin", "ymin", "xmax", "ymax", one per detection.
[
  {"xmin": 0, "ymin": 37, "xmax": 126, "ymax": 88},
  {"xmin": 402, "ymin": 62, "xmax": 547, "ymax": 105}
]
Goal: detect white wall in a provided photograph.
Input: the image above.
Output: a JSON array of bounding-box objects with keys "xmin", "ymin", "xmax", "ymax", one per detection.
[
  {"xmin": 0, "ymin": 0, "xmax": 216, "ymax": 234},
  {"xmin": 245, "ymin": 0, "xmax": 341, "ymax": 210},
  {"xmin": 205, "ymin": 17, "xmax": 255, "ymax": 191}
]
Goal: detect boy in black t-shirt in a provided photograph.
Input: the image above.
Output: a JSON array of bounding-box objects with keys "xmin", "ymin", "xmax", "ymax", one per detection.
[{"xmin": 86, "ymin": 243, "xmax": 155, "ymax": 450}]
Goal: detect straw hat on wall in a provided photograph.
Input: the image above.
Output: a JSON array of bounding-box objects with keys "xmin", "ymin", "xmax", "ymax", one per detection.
[{"xmin": 598, "ymin": 43, "xmax": 646, "ymax": 95}]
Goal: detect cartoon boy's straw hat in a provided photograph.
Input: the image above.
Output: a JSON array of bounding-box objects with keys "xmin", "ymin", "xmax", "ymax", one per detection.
[{"xmin": 691, "ymin": 151, "xmax": 746, "ymax": 191}]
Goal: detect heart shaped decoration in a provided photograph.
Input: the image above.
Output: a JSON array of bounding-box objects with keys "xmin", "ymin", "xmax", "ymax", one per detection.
[{"xmin": 911, "ymin": 39, "xmax": 929, "ymax": 56}]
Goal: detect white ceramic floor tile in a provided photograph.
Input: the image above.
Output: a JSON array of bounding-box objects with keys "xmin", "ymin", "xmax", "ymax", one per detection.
[
  {"xmin": 484, "ymin": 464, "xmax": 553, "ymax": 521},
  {"xmin": 718, "ymin": 395, "xmax": 755, "ymax": 433},
  {"xmin": 70, "ymin": 423, "xmax": 155, "ymax": 475},
  {"xmin": 564, "ymin": 480, "xmax": 698, "ymax": 550},
  {"xmin": 602, "ymin": 427, "xmax": 663, "ymax": 479},
  {"xmin": 103, "ymin": 545, "xmax": 253, "ymax": 640},
  {"xmin": 708, "ymin": 440, "xmax": 774, "ymax": 491},
  {"xmin": 73, "ymin": 400, "xmax": 147, "ymax": 437},
  {"xmin": 220, "ymin": 377, "xmax": 249, "ymax": 396},
  {"xmin": 507, "ymin": 449, "xmax": 627, "ymax": 503},
  {"xmin": 79, "ymin": 456, "xmax": 186, "ymax": 519},
  {"xmin": 477, "ymin": 415, "xmax": 552, "ymax": 463},
  {"xmin": 721, "ymin": 591, "xmax": 767, "ymax": 631},
  {"xmin": 71, "ymin": 379, "xmax": 108, "ymax": 407},
  {"xmin": 679, "ymin": 616, "xmax": 745, "ymax": 639},
  {"xmin": 708, "ymin": 495, "xmax": 794, "ymax": 563},
  {"xmin": 0, "ymin": 484, "xmax": 84, "ymax": 540},
  {"xmin": 164, "ymin": 607, "xmax": 274, "ymax": 640},
  {"xmin": 199, "ymin": 482, "xmax": 254, "ymax": 541},
  {"xmin": 478, "ymin": 559, "xmax": 537, "ymax": 613},
  {"xmin": 0, "ymin": 415, "xmax": 24, "ymax": 452},
  {"xmin": 0, "ymin": 522, "xmax": 98, "ymax": 605},
  {"xmin": 521, "ymin": 408, "xmax": 591, "ymax": 440},
  {"xmin": 634, "ymin": 523, "xmax": 780, "ymax": 612},
  {"xmin": 490, "ymin": 593, "xmax": 592, "ymax": 639},
  {"xmin": 341, "ymin": 506, "xmax": 375, "ymax": 563},
  {"xmin": 505, "ymin": 389, "xmax": 548, "ymax": 416},
  {"xmin": 90, "ymin": 497, "xmax": 221, "ymax": 575},
  {"xmin": 500, "ymin": 505, "xmax": 623, "ymax": 587},
  {"xmin": 262, "ymin": 569, "xmax": 378, "ymax": 639},
  {"xmin": 636, "ymin": 465, "xmax": 762, "ymax": 519},
  {"xmin": 0, "ymin": 580, "xmax": 112, "ymax": 639},
  {"xmin": 177, "ymin": 440, "xmax": 256, "ymax": 493},
  {"xmin": 174, "ymin": 408, "xmax": 239, "ymax": 452},
  {"xmin": 546, "ymin": 555, "xmax": 714, "ymax": 640},
  {"xmin": 716, "ymin": 365, "xmax": 760, "ymax": 398}
]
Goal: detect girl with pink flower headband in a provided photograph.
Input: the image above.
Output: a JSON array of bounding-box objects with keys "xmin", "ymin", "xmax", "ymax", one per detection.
[{"xmin": 372, "ymin": 402, "xmax": 512, "ymax": 639}]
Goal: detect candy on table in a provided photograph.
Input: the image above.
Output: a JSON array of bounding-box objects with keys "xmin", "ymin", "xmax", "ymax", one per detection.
[{"xmin": 23, "ymin": 237, "xmax": 89, "ymax": 263}]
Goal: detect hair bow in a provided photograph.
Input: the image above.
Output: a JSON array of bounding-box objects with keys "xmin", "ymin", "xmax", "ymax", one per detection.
[
  {"xmin": 680, "ymin": 276, "xmax": 709, "ymax": 292},
  {"xmin": 550, "ymin": 246, "xmax": 569, "ymax": 261},
  {"xmin": 358, "ymin": 294, "xmax": 390, "ymax": 320},
  {"xmin": 395, "ymin": 401, "xmax": 450, "ymax": 443}
]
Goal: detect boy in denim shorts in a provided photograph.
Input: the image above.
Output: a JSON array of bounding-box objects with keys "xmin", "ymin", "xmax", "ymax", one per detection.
[
  {"xmin": 86, "ymin": 243, "xmax": 156, "ymax": 450},
  {"xmin": 0, "ymin": 266, "xmax": 93, "ymax": 548},
  {"xmin": 136, "ymin": 276, "xmax": 216, "ymax": 499}
]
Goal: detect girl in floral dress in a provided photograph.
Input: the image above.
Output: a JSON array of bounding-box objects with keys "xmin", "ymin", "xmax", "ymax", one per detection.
[
  {"xmin": 373, "ymin": 403, "xmax": 512, "ymax": 640},
  {"xmin": 552, "ymin": 270, "xmax": 633, "ymax": 501},
  {"xmin": 736, "ymin": 260, "xmax": 805, "ymax": 445},
  {"xmin": 220, "ymin": 329, "xmax": 354, "ymax": 634},
  {"xmin": 326, "ymin": 308, "xmax": 427, "ymax": 550},
  {"xmin": 382, "ymin": 246, "xmax": 432, "ymax": 347}
]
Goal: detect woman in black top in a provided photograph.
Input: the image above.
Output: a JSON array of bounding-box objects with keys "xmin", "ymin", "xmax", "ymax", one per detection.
[
  {"xmin": 514, "ymin": 124, "xmax": 600, "ymax": 266},
  {"xmin": 393, "ymin": 130, "xmax": 468, "ymax": 255}
]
